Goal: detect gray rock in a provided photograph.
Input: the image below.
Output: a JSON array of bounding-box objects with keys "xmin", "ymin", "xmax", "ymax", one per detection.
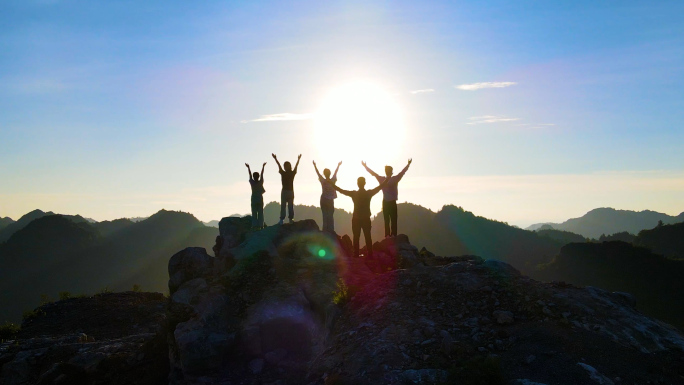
[{"xmin": 168, "ymin": 247, "xmax": 213, "ymax": 295}]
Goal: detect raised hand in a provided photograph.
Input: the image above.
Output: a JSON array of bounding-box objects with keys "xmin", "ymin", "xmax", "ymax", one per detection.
[
  {"xmin": 245, "ymin": 163, "xmax": 250, "ymax": 168},
  {"xmin": 312, "ymin": 160, "xmax": 316, "ymax": 166},
  {"xmin": 272, "ymin": 153, "xmax": 277, "ymax": 159},
  {"xmin": 263, "ymin": 162, "xmax": 267, "ymax": 167},
  {"xmin": 298, "ymin": 154, "xmax": 302, "ymax": 159},
  {"xmin": 338, "ymin": 161, "xmax": 343, "ymax": 166},
  {"xmin": 408, "ymin": 158, "xmax": 413, "ymax": 165},
  {"xmin": 362, "ymin": 160, "xmax": 367, "ymax": 167}
]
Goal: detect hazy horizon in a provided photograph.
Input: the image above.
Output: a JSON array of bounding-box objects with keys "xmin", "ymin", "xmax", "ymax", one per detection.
[{"xmin": 2, "ymin": 1, "xmax": 684, "ymax": 227}]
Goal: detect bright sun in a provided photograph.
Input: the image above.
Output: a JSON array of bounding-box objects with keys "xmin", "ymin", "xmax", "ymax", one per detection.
[{"xmin": 314, "ymin": 81, "xmax": 405, "ymax": 166}]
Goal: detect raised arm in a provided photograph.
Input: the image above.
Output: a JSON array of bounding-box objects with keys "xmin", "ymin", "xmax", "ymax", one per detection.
[
  {"xmin": 245, "ymin": 163, "xmax": 253, "ymax": 180},
  {"xmin": 362, "ymin": 161, "xmax": 381, "ymax": 178},
  {"xmin": 260, "ymin": 162, "xmax": 266, "ymax": 181},
  {"xmin": 331, "ymin": 182, "xmax": 353, "ymax": 197},
  {"xmin": 395, "ymin": 158, "xmax": 413, "ymax": 181},
  {"xmin": 369, "ymin": 177, "xmax": 390, "ymax": 196},
  {"xmin": 333, "ymin": 161, "xmax": 342, "ymax": 179},
  {"xmin": 272, "ymin": 153, "xmax": 283, "ymax": 172},
  {"xmin": 312, "ymin": 160, "xmax": 323, "ymax": 179},
  {"xmin": 294, "ymin": 154, "xmax": 302, "ymax": 173}
]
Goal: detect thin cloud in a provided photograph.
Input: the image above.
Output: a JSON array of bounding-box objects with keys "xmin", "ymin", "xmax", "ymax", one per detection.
[
  {"xmin": 410, "ymin": 89, "xmax": 435, "ymax": 94},
  {"xmin": 456, "ymin": 82, "xmax": 517, "ymax": 91},
  {"xmin": 467, "ymin": 115, "xmax": 520, "ymax": 125},
  {"xmin": 242, "ymin": 113, "xmax": 313, "ymax": 123}
]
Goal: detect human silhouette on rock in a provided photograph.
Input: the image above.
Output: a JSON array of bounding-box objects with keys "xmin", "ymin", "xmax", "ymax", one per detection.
[
  {"xmin": 313, "ymin": 160, "xmax": 342, "ymax": 233},
  {"xmin": 362, "ymin": 159, "xmax": 412, "ymax": 238},
  {"xmin": 272, "ymin": 153, "xmax": 301, "ymax": 224},
  {"xmin": 330, "ymin": 176, "xmax": 388, "ymax": 258},
  {"xmin": 245, "ymin": 162, "xmax": 266, "ymax": 229}
]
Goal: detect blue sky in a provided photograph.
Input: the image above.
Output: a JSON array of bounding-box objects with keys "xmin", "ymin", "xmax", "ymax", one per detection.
[{"xmin": 1, "ymin": 0, "xmax": 683, "ymax": 226}]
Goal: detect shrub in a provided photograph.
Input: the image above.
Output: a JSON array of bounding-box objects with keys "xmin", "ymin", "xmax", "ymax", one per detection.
[
  {"xmin": 0, "ymin": 322, "xmax": 20, "ymax": 341},
  {"xmin": 40, "ymin": 294, "xmax": 53, "ymax": 305},
  {"xmin": 98, "ymin": 286, "xmax": 111, "ymax": 295},
  {"xmin": 59, "ymin": 291, "xmax": 71, "ymax": 300},
  {"xmin": 332, "ymin": 278, "xmax": 349, "ymax": 306},
  {"xmin": 22, "ymin": 308, "xmax": 45, "ymax": 322},
  {"xmin": 132, "ymin": 284, "xmax": 142, "ymax": 292}
]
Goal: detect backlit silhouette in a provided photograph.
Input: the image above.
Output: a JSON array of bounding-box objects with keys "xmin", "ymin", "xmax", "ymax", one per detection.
[
  {"xmin": 313, "ymin": 160, "xmax": 342, "ymax": 233},
  {"xmin": 330, "ymin": 176, "xmax": 388, "ymax": 257},
  {"xmin": 363, "ymin": 158, "xmax": 412, "ymax": 237},
  {"xmin": 272, "ymin": 153, "xmax": 301, "ymax": 224},
  {"xmin": 245, "ymin": 162, "xmax": 266, "ymax": 229}
]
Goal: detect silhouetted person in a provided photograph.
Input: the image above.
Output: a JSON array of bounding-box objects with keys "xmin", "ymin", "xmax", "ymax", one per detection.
[
  {"xmin": 331, "ymin": 176, "xmax": 388, "ymax": 257},
  {"xmin": 272, "ymin": 153, "xmax": 301, "ymax": 224},
  {"xmin": 362, "ymin": 159, "xmax": 412, "ymax": 238},
  {"xmin": 246, "ymin": 162, "xmax": 266, "ymax": 228},
  {"xmin": 313, "ymin": 160, "xmax": 342, "ymax": 233}
]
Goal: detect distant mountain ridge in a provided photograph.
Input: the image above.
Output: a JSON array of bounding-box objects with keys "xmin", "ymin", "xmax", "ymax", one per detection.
[
  {"xmin": 527, "ymin": 207, "xmax": 684, "ymax": 239},
  {"xmin": 0, "ymin": 209, "xmax": 217, "ymax": 323}
]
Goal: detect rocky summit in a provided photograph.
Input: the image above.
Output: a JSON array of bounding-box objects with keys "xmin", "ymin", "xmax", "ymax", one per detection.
[{"xmin": 2, "ymin": 217, "xmax": 684, "ymax": 384}]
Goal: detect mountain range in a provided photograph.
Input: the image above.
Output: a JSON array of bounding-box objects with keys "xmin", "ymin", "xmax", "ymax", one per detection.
[
  {"xmin": 0, "ymin": 209, "xmax": 217, "ymax": 323},
  {"xmin": 2, "ymin": 204, "xmax": 684, "ymax": 330},
  {"xmin": 527, "ymin": 207, "xmax": 684, "ymax": 238}
]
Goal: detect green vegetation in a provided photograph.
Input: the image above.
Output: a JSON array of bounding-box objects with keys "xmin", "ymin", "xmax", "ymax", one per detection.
[
  {"xmin": 132, "ymin": 284, "xmax": 142, "ymax": 292},
  {"xmin": 58, "ymin": 291, "xmax": 71, "ymax": 300},
  {"xmin": 332, "ymin": 278, "xmax": 349, "ymax": 306},
  {"xmin": 0, "ymin": 321, "xmax": 20, "ymax": 341},
  {"xmin": 22, "ymin": 308, "xmax": 45, "ymax": 321}
]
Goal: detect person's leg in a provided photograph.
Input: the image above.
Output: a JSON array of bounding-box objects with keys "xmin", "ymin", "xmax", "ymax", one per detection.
[
  {"xmin": 257, "ymin": 197, "xmax": 264, "ymax": 228},
  {"xmin": 251, "ymin": 198, "xmax": 259, "ymax": 228},
  {"xmin": 288, "ymin": 191, "xmax": 295, "ymax": 221},
  {"xmin": 330, "ymin": 200, "xmax": 335, "ymax": 233},
  {"xmin": 352, "ymin": 217, "xmax": 361, "ymax": 257},
  {"xmin": 382, "ymin": 200, "xmax": 390, "ymax": 237},
  {"xmin": 362, "ymin": 218, "xmax": 373, "ymax": 257},
  {"xmin": 390, "ymin": 200, "xmax": 398, "ymax": 236},
  {"xmin": 320, "ymin": 197, "xmax": 330, "ymax": 232},
  {"xmin": 279, "ymin": 190, "xmax": 287, "ymax": 222}
]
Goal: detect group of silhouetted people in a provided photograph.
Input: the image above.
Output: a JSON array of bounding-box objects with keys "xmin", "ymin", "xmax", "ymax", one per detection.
[{"xmin": 245, "ymin": 155, "xmax": 412, "ymax": 258}]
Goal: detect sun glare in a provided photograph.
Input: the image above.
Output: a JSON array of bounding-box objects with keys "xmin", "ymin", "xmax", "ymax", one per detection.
[{"xmin": 314, "ymin": 81, "xmax": 405, "ymax": 166}]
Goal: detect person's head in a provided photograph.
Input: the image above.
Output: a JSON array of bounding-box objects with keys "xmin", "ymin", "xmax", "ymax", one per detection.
[
  {"xmin": 385, "ymin": 165, "xmax": 393, "ymax": 177},
  {"xmin": 252, "ymin": 172, "xmax": 260, "ymax": 180},
  {"xmin": 323, "ymin": 168, "xmax": 331, "ymax": 179},
  {"xmin": 357, "ymin": 176, "xmax": 366, "ymax": 189},
  {"xmin": 284, "ymin": 161, "xmax": 292, "ymax": 171}
]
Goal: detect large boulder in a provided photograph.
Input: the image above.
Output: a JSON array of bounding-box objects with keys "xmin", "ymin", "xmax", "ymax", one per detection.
[{"xmin": 167, "ymin": 247, "xmax": 213, "ymax": 295}]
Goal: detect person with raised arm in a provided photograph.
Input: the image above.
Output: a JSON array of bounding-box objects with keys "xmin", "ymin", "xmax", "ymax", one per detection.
[
  {"xmin": 245, "ymin": 162, "xmax": 267, "ymax": 229},
  {"xmin": 362, "ymin": 158, "xmax": 413, "ymax": 238},
  {"xmin": 330, "ymin": 176, "xmax": 388, "ymax": 258},
  {"xmin": 272, "ymin": 153, "xmax": 301, "ymax": 224},
  {"xmin": 313, "ymin": 160, "xmax": 342, "ymax": 233}
]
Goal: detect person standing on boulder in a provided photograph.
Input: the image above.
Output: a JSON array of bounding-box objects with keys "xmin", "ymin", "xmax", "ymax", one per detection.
[
  {"xmin": 330, "ymin": 176, "xmax": 388, "ymax": 258},
  {"xmin": 362, "ymin": 159, "xmax": 412, "ymax": 238},
  {"xmin": 246, "ymin": 162, "xmax": 267, "ymax": 229},
  {"xmin": 272, "ymin": 153, "xmax": 301, "ymax": 225},
  {"xmin": 313, "ymin": 160, "xmax": 342, "ymax": 233}
]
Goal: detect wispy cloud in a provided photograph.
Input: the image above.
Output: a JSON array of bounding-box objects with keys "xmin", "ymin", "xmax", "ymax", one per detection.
[
  {"xmin": 410, "ymin": 89, "xmax": 434, "ymax": 94},
  {"xmin": 456, "ymin": 82, "xmax": 517, "ymax": 91},
  {"xmin": 467, "ymin": 115, "xmax": 520, "ymax": 125},
  {"xmin": 241, "ymin": 112, "xmax": 313, "ymax": 123}
]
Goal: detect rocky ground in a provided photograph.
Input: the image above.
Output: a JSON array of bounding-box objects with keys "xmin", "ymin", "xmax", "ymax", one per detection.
[
  {"xmin": 0, "ymin": 292, "xmax": 169, "ymax": 385},
  {"xmin": 2, "ymin": 218, "xmax": 684, "ymax": 384}
]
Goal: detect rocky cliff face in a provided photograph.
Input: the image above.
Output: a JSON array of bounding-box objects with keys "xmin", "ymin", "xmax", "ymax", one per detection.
[{"xmin": 166, "ymin": 219, "xmax": 684, "ymax": 385}]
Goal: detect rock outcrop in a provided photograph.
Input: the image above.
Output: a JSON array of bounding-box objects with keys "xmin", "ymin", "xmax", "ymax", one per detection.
[
  {"xmin": 4, "ymin": 218, "xmax": 683, "ymax": 384},
  {"xmin": 166, "ymin": 218, "xmax": 684, "ymax": 385},
  {"xmin": 0, "ymin": 292, "xmax": 168, "ymax": 385}
]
